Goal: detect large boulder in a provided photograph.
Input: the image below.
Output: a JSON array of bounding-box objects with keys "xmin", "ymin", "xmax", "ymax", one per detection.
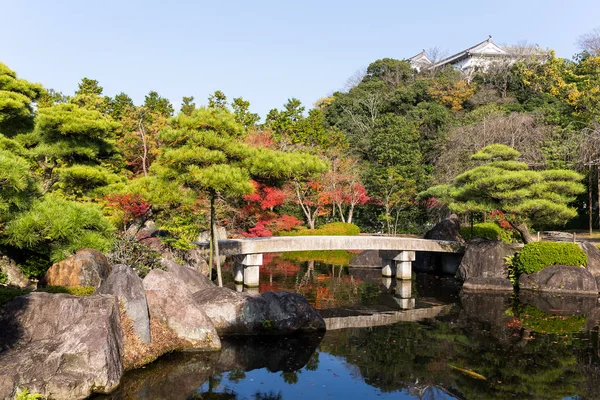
[
  {"xmin": 162, "ymin": 258, "xmax": 214, "ymax": 293},
  {"xmin": 414, "ymin": 214, "xmax": 464, "ymax": 273},
  {"xmin": 193, "ymin": 287, "xmax": 326, "ymax": 335},
  {"xmin": 0, "ymin": 254, "xmax": 34, "ymax": 289},
  {"xmin": 580, "ymin": 241, "xmax": 600, "ymax": 277},
  {"xmin": 142, "ymin": 269, "xmax": 220, "ymax": 349},
  {"xmin": 98, "ymin": 264, "xmax": 151, "ymax": 344},
  {"xmin": 0, "ymin": 293, "xmax": 123, "ymax": 399},
  {"xmin": 519, "ymin": 265, "xmax": 598, "ymax": 295},
  {"xmin": 41, "ymin": 249, "xmax": 111, "ymax": 289},
  {"xmin": 424, "ymin": 214, "xmax": 464, "ymax": 242},
  {"xmin": 457, "ymin": 239, "xmax": 516, "ymax": 281}
]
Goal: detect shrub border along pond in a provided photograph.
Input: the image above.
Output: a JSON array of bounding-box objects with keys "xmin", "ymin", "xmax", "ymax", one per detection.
[{"xmin": 513, "ymin": 242, "xmax": 587, "ymax": 275}]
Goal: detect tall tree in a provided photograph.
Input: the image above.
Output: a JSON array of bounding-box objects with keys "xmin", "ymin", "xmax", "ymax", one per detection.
[
  {"xmin": 154, "ymin": 107, "xmax": 327, "ymax": 285},
  {"xmin": 181, "ymin": 96, "xmax": 196, "ymax": 116},
  {"xmin": 232, "ymin": 97, "xmax": 259, "ymax": 129},
  {"xmin": 144, "ymin": 91, "xmax": 174, "ymax": 117},
  {"xmin": 208, "ymin": 90, "xmax": 227, "ymax": 109}
]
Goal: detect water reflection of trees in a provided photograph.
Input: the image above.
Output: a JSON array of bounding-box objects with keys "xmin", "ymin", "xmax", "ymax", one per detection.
[
  {"xmin": 259, "ymin": 253, "xmax": 384, "ymax": 309},
  {"xmin": 320, "ymin": 292, "xmax": 599, "ymax": 399}
]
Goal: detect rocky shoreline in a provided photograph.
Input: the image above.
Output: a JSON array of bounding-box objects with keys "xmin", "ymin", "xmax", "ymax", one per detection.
[{"xmin": 0, "ymin": 249, "xmax": 325, "ymax": 399}]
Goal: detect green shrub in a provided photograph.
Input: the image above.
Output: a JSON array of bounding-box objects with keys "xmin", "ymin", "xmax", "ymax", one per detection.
[
  {"xmin": 279, "ymin": 222, "xmax": 360, "ymax": 237},
  {"xmin": 38, "ymin": 286, "xmax": 96, "ymax": 296},
  {"xmin": 107, "ymin": 235, "xmax": 164, "ymax": 278},
  {"xmin": 15, "ymin": 387, "xmax": 45, "ymax": 400},
  {"xmin": 514, "ymin": 242, "xmax": 587, "ymax": 275},
  {"xmin": 2, "ymin": 196, "xmax": 115, "ymax": 278},
  {"xmin": 0, "ymin": 286, "xmax": 30, "ymax": 307},
  {"xmin": 0, "ymin": 270, "xmax": 7, "ymax": 284},
  {"xmin": 460, "ymin": 222, "xmax": 513, "ymax": 243}
]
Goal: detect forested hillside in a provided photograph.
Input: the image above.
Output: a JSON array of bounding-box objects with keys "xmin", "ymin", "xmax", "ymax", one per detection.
[{"xmin": 1, "ymin": 31, "xmax": 600, "ymax": 278}]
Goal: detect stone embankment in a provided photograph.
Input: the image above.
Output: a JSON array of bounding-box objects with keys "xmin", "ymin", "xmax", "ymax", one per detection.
[{"xmin": 0, "ymin": 248, "xmax": 325, "ymax": 399}]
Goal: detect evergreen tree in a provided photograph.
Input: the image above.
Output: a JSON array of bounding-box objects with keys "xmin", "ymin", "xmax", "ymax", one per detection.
[
  {"xmin": 0, "ymin": 62, "xmax": 44, "ymax": 136},
  {"xmin": 181, "ymin": 96, "xmax": 196, "ymax": 116},
  {"xmin": 154, "ymin": 107, "xmax": 327, "ymax": 285},
  {"xmin": 28, "ymin": 103, "xmax": 122, "ymax": 197},
  {"xmin": 232, "ymin": 96, "xmax": 259, "ymax": 129},
  {"xmin": 419, "ymin": 144, "xmax": 585, "ymax": 242},
  {"xmin": 144, "ymin": 91, "xmax": 174, "ymax": 117}
]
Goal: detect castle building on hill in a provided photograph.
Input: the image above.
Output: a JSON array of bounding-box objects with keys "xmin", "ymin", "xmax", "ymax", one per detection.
[{"xmin": 409, "ymin": 36, "xmax": 547, "ymax": 79}]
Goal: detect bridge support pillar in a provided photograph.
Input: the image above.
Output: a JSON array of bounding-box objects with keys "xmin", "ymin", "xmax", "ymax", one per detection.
[
  {"xmin": 381, "ymin": 258, "xmax": 394, "ymax": 277},
  {"xmin": 394, "ymin": 251, "xmax": 415, "ymax": 280},
  {"xmin": 239, "ymin": 253, "xmax": 263, "ymax": 288},
  {"xmin": 394, "ymin": 280, "xmax": 415, "ymax": 310}
]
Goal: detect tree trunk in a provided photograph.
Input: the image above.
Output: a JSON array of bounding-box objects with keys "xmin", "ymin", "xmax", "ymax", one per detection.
[
  {"xmin": 590, "ymin": 166, "xmax": 594, "ymax": 236},
  {"xmin": 597, "ymin": 165, "xmax": 599, "ymax": 230},
  {"xmin": 515, "ymin": 222, "xmax": 535, "ymax": 244},
  {"xmin": 347, "ymin": 204, "xmax": 354, "ymax": 224},
  {"xmin": 337, "ymin": 203, "xmax": 346, "ymax": 223},
  {"xmin": 210, "ymin": 193, "xmax": 223, "ymax": 287}
]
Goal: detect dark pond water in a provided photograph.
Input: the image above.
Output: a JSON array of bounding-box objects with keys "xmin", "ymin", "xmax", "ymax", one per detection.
[{"xmin": 97, "ymin": 252, "xmax": 600, "ymax": 400}]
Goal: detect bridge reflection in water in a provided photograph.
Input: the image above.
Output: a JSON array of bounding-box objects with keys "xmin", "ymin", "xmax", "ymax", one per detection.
[{"xmin": 195, "ymin": 236, "xmax": 464, "ymax": 296}]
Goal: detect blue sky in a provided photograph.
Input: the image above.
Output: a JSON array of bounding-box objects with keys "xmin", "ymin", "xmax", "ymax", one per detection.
[{"xmin": 1, "ymin": 0, "xmax": 598, "ymax": 118}]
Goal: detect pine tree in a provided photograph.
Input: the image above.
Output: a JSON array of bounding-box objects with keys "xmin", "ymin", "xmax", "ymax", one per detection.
[
  {"xmin": 27, "ymin": 103, "xmax": 122, "ymax": 197},
  {"xmin": 0, "ymin": 62, "xmax": 44, "ymax": 136},
  {"xmin": 154, "ymin": 107, "xmax": 327, "ymax": 285},
  {"xmin": 419, "ymin": 144, "xmax": 585, "ymax": 242}
]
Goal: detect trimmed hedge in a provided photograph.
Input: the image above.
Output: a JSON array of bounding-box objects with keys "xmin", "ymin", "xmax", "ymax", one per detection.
[
  {"xmin": 279, "ymin": 222, "xmax": 360, "ymax": 237},
  {"xmin": 460, "ymin": 222, "xmax": 513, "ymax": 243},
  {"xmin": 514, "ymin": 242, "xmax": 587, "ymax": 275}
]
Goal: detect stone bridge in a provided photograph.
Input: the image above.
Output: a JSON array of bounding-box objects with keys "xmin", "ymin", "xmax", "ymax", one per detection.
[{"xmin": 194, "ymin": 235, "xmax": 464, "ymax": 290}]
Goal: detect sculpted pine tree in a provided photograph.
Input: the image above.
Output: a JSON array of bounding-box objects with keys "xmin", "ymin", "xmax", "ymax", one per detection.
[
  {"xmin": 420, "ymin": 144, "xmax": 585, "ymax": 243},
  {"xmin": 28, "ymin": 103, "xmax": 121, "ymax": 197},
  {"xmin": 154, "ymin": 107, "xmax": 327, "ymax": 285},
  {"xmin": 0, "ymin": 63, "xmax": 44, "ymax": 136}
]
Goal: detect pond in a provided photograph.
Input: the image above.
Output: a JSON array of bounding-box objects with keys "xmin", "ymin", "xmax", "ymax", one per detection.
[{"xmin": 96, "ymin": 252, "xmax": 600, "ymax": 399}]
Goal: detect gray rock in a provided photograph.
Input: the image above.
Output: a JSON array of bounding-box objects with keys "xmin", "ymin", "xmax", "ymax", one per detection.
[
  {"xmin": 424, "ymin": 214, "xmax": 464, "ymax": 243},
  {"xmin": 462, "ymin": 277, "xmax": 514, "ymax": 292},
  {"xmin": 519, "ymin": 265, "xmax": 598, "ymax": 295},
  {"xmin": 456, "ymin": 239, "xmax": 517, "ymax": 282},
  {"xmin": 193, "ymin": 288, "xmax": 326, "ymax": 335},
  {"xmin": 414, "ymin": 214, "xmax": 464, "ymax": 273},
  {"xmin": 143, "ymin": 269, "xmax": 220, "ymax": 349},
  {"xmin": 198, "ymin": 227, "xmax": 227, "ymax": 242},
  {"xmin": 255, "ymin": 291, "xmax": 326, "ymax": 334},
  {"xmin": 98, "ymin": 264, "xmax": 151, "ymax": 344},
  {"xmin": 581, "ymin": 241, "xmax": 600, "ymax": 277},
  {"xmin": 349, "ymin": 250, "xmax": 381, "ymax": 267},
  {"xmin": 41, "ymin": 248, "xmax": 111, "ymax": 289},
  {"xmin": 0, "ymin": 293, "xmax": 123, "ymax": 399},
  {"xmin": 162, "ymin": 258, "xmax": 214, "ymax": 293},
  {"xmin": 0, "ymin": 254, "xmax": 34, "ymax": 289}
]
